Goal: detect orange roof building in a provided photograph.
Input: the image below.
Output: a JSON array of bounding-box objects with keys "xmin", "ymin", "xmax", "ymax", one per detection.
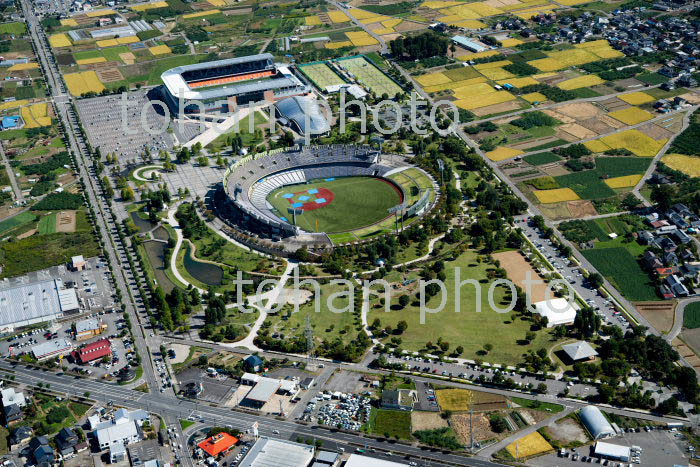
[{"xmin": 197, "ymin": 432, "xmax": 239, "ymax": 457}]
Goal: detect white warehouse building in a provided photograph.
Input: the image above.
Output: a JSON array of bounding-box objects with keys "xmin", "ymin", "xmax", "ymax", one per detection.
[{"xmin": 0, "ymin": 279, "xmax": 79, "ymax": 333}]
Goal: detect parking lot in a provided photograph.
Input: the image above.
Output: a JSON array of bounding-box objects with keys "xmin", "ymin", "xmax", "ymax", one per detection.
[
  {"xmin": 160, "ymin": 162, "xmax": 226, "ymax": 201},
  {"xmin": 531, "ymin": 427, "xmax": 691, "ymax": 466},
  {"xmin": 76, "ymin": 90, "xmax": 175, "ymax": 161},
  {"xmin": 515, "ymin": 215, "xmax": 632, "ymax": 333},
  {"xmin": 300, "ymin": 391, "xmax": 371, "ymax": 430},
  {"xmin": 177, "ymin": 367, "xmax": 237, "ymax": 404}
]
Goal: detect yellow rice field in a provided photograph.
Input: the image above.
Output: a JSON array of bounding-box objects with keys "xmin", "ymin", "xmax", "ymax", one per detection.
[
  {"xmin": 7, "ymin": 63, "xmax": 39, "ymax": 71},
  {"xmin": 506, "ymin": 432, "xmax": 553, "ymax": 458},
  {"xmin": 479, "ymin": 67, "xmax": 514, "ymax": 80},
  {"xmin": 49, "ymin": 33, "xmax": 72, "ymax": 48},
  {"xmin": 182, "ymin": 9, "xmax": 220, "ymax": 19},
  {"xmin": 604, "ymin": 174, "xmax": 643, "ymax": 188},
  {"xmin": 522, "ymin": 92, "xmax": 547, "ymax": 103},
  {"xmin": 348, "ymin": 8, "xmax": 377, "ymax": 19},
  {"xmin": 662, "ymin": 154, "xmax": 700, "ymax": 178},
  {"xmin": 305, "ymin": 15, "xmax": 323, "ymax": 25},
  {"xmin": 528, "ymin": 57, "xmax": 564, "ymax": 72},
  {"xmin": 534, "ymin": 188, "xmax": 580, "ymax": 203},
  {"xmin": 64, "ymin": 71, "xmax": 105, "ymax": 96},
  {"xmin": 0, "ymin": 100, "xmax": 28, "ymax": 111},
  {"xmin": 497, "ymin": 76, "xmax": 539, "ymax": 87},
  {"xmin": 325, "ymin": 41, "xmax": 353, "ymax": 49},
  {"xmin": 374, "ymin": 27, "xmax": 394, "ymax": 35},
  {"xmin": 206, "ymin": 0, "xmax": 226, "ymax": 5},
  {"xmin": 485, "ymin": 146, "xmax": 524, "ymax": 161},
  {"xmin": 453, "ymin": 19, "xmax": 487, "ymax": 28},
  {"xmin": 608, "ymin": 106, "xmax": 654, "ymax": 125},
  {"xmin": 345, "ymin": 31, "xmax": 378, "ymax": 46},
  {"xmin": 500, "ymin": 38, "xmax": 523, "ymax": 47},
  {"xmin": 382, "ymin": 18, "xmax": 402, "ymax": 28},
  {"xmin": 149, "ymin": 45, "xmax": 172, "ymax": 55},
  {"xmin": 416, "ymin": 72, "xmax": 452, "ymax": 87},
  {"xmin": 455, "ymin": 91, "xmax": 516, "ymax": 110},
  {"xmin": 76, "ymin": 57, "xmax": 107, "ymax": 65},
  {"xmin": 60, "ymin": 18, "xmax": 78, "ymax": 27},
  {"xmin": 557, "ymin": 74, "xmax": 605, "ymax": 90},
  {"xmin": 131, "ymin": 1, "xmax": 168, "ymax": 10},
  {"xmin": 327, "ymin": 10, "xmax": 351, "ymax": 22},
  {"xmin": 21, "ymin": 103, "xmax": 51, "ymax": 128},
  {"xmin": 423, "ymin": 76, "xmax": 486, "ymax": 93},
  {"xmin": 584, "ymin": 139, "xmax": 610, "ymax": 153},
  {"xmin": 619, "ymin": 92, "xmax": 655, "ymax": 105},
  {"xmin": 600, "ymin": 129, "xmax": 666, "ymax": 157},
  {"xmin": 457, "ymin": 50, "xmax": 500, "ymax": 61},
  {"xmin": 86, "ymin": 9, "xmax": 115, "ymax": 17}
]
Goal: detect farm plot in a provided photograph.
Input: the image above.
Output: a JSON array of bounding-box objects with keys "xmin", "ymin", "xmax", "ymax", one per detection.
[
  {"xmin": 608, "ymin": 107, "xmax": 654, "ymax": 125},
  {"xmin": 619, "ymin": 91, "xmax": 655, "ymax": 105},
  {"xmin": 506, "ymin": 432, "xmax": 553, "ymax": 458},
  {"xmin": 663, "ymin": 153, "xmax": 700, "ymax": 177},
  {"xmin": 411, "ymin": 412, "xmax": 448, "ymax": 432},
  {"xmin": 528, "ymin": 40, "xmax": 622, "ymax": 72},
  {"xmin": 64, "ymin": 71, "xmax": 105, "ymax": 96},
  {"xmin": 436, "ymin": 389, "xmax": 508, "ymax": 412},
  {"xmin": 554, "ymin": 170, "xmax": 615, "ymax": 200},
  {"xmin": 49, "ymin": 33, "xmax": 72, "ymax": 48},
  {"xmin": 582, "ymin": 247, "xmax": 658, "ymax": 301},
  {"xmin": 485, "ymin": 146, "xmax": 523, "ymax": 161},
  {"xmin": 604, "ymin": 174, "xmax": 642, "ymax": 188},
  {"xmin": 345, "ymin": 31, "xmax": 378, "ymax": 46},
  {"xmin": 557, "ymin": 74, "xmax": 605, "ymax": 90},
  {"xmin": 335, "ymin": 56, "xmax": 401, "ymax": 97},
  {"xmin": 20, "ymin": 103, "xmax": 51, "ymax": 128},
  {"xmin": 298, "ymin": 63, "xmax": 346, "ymax": 90},
  {"xmin": 683, "ymin": 302, "xmax": 700, "ymax": 329},
  {"xmin": 533, "ymin": 187, "xmax": 580, "ymax": 203},
  {"xmin": 598, "ymin": 129, "xmax": 667, "ymax": 157},
  {"xmin": 524, "ymin": 152, "xmax": 562, "ymax": 166}
]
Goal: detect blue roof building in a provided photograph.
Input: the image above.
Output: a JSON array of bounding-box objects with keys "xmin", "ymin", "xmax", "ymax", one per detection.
[
  {"xmin": 244, "ymin": 355, "xmax": 264, "ymax": 372},
  {"xmin": 1, "ymin": 116, "xmax": 20, "ymax": 130}
]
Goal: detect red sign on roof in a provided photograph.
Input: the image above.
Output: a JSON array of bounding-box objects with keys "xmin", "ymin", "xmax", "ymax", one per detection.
[{"xmin": 197, "ymin": 432, "xmax": 239, "ymax": 457}]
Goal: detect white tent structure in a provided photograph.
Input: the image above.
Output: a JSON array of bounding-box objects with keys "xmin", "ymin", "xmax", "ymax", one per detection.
[{"xmin": 532, "ymin": 298, "xmax": 578, "ymax": 327}]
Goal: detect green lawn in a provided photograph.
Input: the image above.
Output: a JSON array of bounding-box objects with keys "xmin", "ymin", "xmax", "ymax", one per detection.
[
  {"xmin": 367, "ymin": 409, "xmax": 412, "ymax": 440},
  {"xmin": 511, "ymin": 397, "xmax": 564, "ymax": 413},
  {"xmin": 103, "ymin": 45, "xmax": 131, "ymax": 62},
  {"xmin": 205, "ymin": 110, "xmax": 268, "ymax": 152},
  {"xmin": 267, "ymin": 176, "xmax": 401, "ymax": 233},
  {"xmin": 368, "ymin": 250, "xmax": 563, "ymax": 365},
  {"xmin": 582, "ymin": 247, "xmax": 658, "ymax": 301},
  {"xmin": 180, "ymin": 419, "xmax": 196, "ymax": 430}
]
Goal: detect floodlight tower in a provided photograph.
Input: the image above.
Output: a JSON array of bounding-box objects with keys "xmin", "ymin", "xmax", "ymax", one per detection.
[{"xmin": 305, "ymin": 315, "xmax": 317, "ymax": 371}]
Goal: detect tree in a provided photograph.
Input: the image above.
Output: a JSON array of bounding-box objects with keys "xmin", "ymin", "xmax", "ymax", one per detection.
[
  {"xmin": 537, "ymin": 383, "xmax": 548, "ymax": 394},
  {"xmin": 483, "ymin": 343, "xmax": 493, "ymax": 353},
  {"xmin": 371, "ymin": 318, "xmax": 381, "ymax": 330},
  {"xmin": 656, "ymin": 397, "xmax": 679, "ymax": 415},
  {"xmin": 651, "ymin": 184, "xmax": 676, "ymax": 211},
  {"xmin": 525, "ymin": 331, "xmax": 536, "ymax": 343},
  {"xmin": 121, "ymin": 186, "xmax": 135, "ymax": 201},
  {"xmin": 621, "ymin": 193, "xmax": 640, "ymax": 210},
  {"xmin": 588, "ymin": 272, "xmax": 604, "ymax": 289},
  {"xmin": 396, "ymin": 320, "xmax": 408, "ymax": 333},
  {"xmin": 398, "ymin": 295, "xmax": 410, "ymax": 309},
  {"xmin": 455, "ymin": 346, "xmax": 464, "ymax": 356}
]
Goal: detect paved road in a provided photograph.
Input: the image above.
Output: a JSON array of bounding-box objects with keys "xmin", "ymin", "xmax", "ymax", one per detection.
[
  {"xmin": 0, "ymin": 141, "xmax": 23, "ymax": 202},
  {"xmin": 668, "ymin": 297, "xmax": 700, "ymax": 342}
]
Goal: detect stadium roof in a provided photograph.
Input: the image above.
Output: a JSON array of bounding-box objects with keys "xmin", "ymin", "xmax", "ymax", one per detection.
[
  {"xmin": 275, "ymin": 96, "xmax": 330, "ymax": 135},
  {"xmin": 580, "ymin": 406, "xmax": 616, "ymax": 440},
  {"xmin": 0, "ymin": 279, "xmax": 65, "ymax": 330},
  {"xmin": 197, "ymin": 432, "xmax": 239, "ymax": 457},
  {"xmin": 161, "ymin": 54, "xmax": 306, "ymax": 101},
  {"xmin": 533, "ymin": 298, "xmax": 578, "ymax": 327},
  {"xmin": 562, "ymin": 341, "xmax": 598, "ymax": 361},
  {"xmin": 239, "ymin": 437, "xmax": 314, "ymax": 467},
  {"xmin": 344, "ymin": 454, "xmax": 409, "ymax": 467}
]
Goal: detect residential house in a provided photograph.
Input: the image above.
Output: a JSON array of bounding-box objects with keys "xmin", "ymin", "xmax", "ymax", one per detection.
[
  {"xmin": 56, "ymin": 427, "xmax": 79, "ymax": 456},
  {"xmin": 664, "ymin": 251, "xmax": 679, "ymax": 266},
  {"xmin": 671, "ymin": 203, "xmax": 692, "ymax": 218},
  {"xmin": 93, "ymin": 409, "xmax": 147, "ymax": 450},
  {"xmin": 10, "ymin": 426, "xmax": 32, "ymax": 446},
  {"xmin": 244, "ymin": 355, "xmax": 264, "ymax": 373},
  {"xmin": 666, "ymin": 274, "xmax": 690, "ymax": 297},
  {"xmin": 653, "ymin": 236, "xmax": 677, "ymax": 253},
  {"xmin": 29, "ymin": 437, "xmax": 54, "ymax": 466},
  {"xmin": 3, "ymin": 404, "xmax": 22, "ymax": 423},
  {"xmin": 674, "ymin": 229, "xmax": 692, "ymax": 244},
  {"xmin": 643, "ymin": 251, "xmax": 663, "ymax": 269},
  {"xmin": 638, "ymin": 231, "xmax": 655, "ymax": 244},
  {"xmin": 1, "ymin": 388, "xmax": 26, "ymax": 408}
]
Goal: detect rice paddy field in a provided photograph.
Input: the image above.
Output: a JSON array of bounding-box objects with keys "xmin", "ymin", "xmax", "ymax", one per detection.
[
  {"xmin": 534, "ymin": 187, "xmax": 580, "ymax": 203},
  {"xmin": 64, "ymin": 71, "xmax": 105, "ymax": 96},
  {"xmin": 598, "ymin": 129, "xmax": 667, "ymax": 157},
  {"xmin": 608, "ymin": 107, "xmax": 654, "ymax": 125},
  {"xmin": 486, "ymin": 146, "xmax": 524, "ymax": 161},
  {"xmin": 662, "ymin": 153, "xmax": 700, "ymax": 178},
  {"xmin": 506, "ymin": 432, "xmax": 553, "ymax": 458}
]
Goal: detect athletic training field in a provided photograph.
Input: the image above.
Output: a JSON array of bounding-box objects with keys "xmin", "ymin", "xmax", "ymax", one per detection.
[{"xmin": 267, "ymin": 176, "xmax": 402, "ymax": 233}]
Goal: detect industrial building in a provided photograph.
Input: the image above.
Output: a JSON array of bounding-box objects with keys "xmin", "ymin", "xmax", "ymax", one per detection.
[
  {"xmin": 31, "ymin": 339, "xmax": 73, "ymax": 361},
  {"xmin": 93, "ymin": 408, "xmax": 148, "ymax": 450},
  {"xmin": 532, "ymin": 298, "xmax": 578, "ymax": 327},
  {"xmin": 580, "ymin": 406, "xmax": 616, "ymax": 440},
  {"xmin": 0, "ymin": 278, "xmax": 79, "ymax": 333},
  {"xmin": 239, "ymin": 437, "xmax": 314, "ymax": 467},
  {"xmin": 593, "ymin": 442, "xmax": 631, "ymax": 462},
  {"xmin": 343, "ymin": 454, "xmax": 409, "ymax": 467},
  {"xmin": 73, "ymin": 338, "xmax": 112, "ymax": 363},
  {"xmin": 240, "ymin": 373, "xmax": 298, "ymax": 409},
  {"xmin": 451, "ymin": 35, "xmax": 489, "ymax": 53},
  {"xmin": 160, "ymin": 54, "xmax": 310, "ymax": 115}
]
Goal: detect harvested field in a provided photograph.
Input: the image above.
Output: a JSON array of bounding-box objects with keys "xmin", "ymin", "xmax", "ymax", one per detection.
[
  {"xmin": 567, "ymin": 200, "xmax": 597, "ymax": 218},
  {"xmin": 96, "ymin": 68, "xmax": 124, "ymax": 83},
  {"xmin": 577, "ymin": 117, "xmax": 618, "ymax": 135},
  {"xmin": 485, "ymin": 146, "xmax": 523, "ymax": 161},
  {"xmin": 451, "ymin": 412, "xmax": 500, "ymax": 443},
  {"xmin": 16, "ymin": 229, "xmax": 36, "ymax": 239},
  {"xmin": 542, "ymin": 418, "xmax": 588, "ymax": 445},
  {"xmin": 636, "ymin": 301, "xmax": 676, "ymax": 334},
  {"xmin": 539, "ymin": 202, "xmax": 572, "ymax": 220},
  {"xmin": 471, "ymin": 100, "xmax": 521, "ymax": 116},
  {"xmin": 506, "ymin": 431, "xmax": 553, "ymax": 458},
  {"xmin": 558, "ymin": 123, "xmax": 596, "ymax": 140},
  {"xmin": 493, "ymin": 250, "xmax": 548, "ymax": 303},
  {"xmin": 56, "ymin": 210, "xmax": 76, "ymax": 233},
  {"xmin": 553, "ymin": 102, "xmax": 602, "ymax": 120},
  {"xmin": 436, "ymin": 388, "xmax": 508, "ymax": 412},
  {"xmin": 641, "ymin": 121, "xmax": 676, "ymax": 141},
  {"xmin": 678, "ymin": 331, "xmax": 700, "ymax": 369},
  {"xmin": 509, "ymin": 136, "xmax": 561, "ymax": 151},
  {"xmin": 411, "ymin": 411, "xmax": 449, "ymax": 432}
]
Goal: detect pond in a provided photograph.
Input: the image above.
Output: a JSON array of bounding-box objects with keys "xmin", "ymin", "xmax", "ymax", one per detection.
[
  {"xmin": 130, "ymin": 211, "xmax": 156, "ymax": 233},
  {"xmin": 184, "ymin": 244, "xmax": 223, "ymax": 286},
  {"xmin": 152, "ymin": 225, "xmax": 169, "ymax": 242},
  {"xmin": 142, "ymin": 240, "xmax": 176, "ymax": 293}
]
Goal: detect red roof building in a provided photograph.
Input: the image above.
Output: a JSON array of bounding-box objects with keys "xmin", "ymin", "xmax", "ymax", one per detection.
[
  {"xmin": 73, "ymin": 339, "xmax": 111, "ymax": 364},
  {"xmin": 197, "ymin": 432, "xmax": 238, "ymax": 457}
]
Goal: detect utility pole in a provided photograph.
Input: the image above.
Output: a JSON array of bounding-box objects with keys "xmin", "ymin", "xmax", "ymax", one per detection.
[
  {"xmin": 469, "ymin": 408, "xmax": 474, "ymax": 452},
  {"xmin": 305, "ymin": 315, "xmax": 316, "ymax": 371}
]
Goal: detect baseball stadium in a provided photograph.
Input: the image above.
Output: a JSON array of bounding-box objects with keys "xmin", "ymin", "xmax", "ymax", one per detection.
[
  {"xmin": 160, "ymin": 53, "xmax": 310, "ymax": 115},
  {"xmin": 216, "ymin": 145, "xmax": 439, "ymax": 251}
]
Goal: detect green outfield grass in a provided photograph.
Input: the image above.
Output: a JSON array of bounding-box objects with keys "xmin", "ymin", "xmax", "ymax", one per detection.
[{"xmin": 267, "ymin": 176, "xmax": 401, "ymax": 233}]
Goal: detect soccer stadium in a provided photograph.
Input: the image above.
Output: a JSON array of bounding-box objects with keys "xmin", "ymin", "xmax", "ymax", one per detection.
[
  {"xmin": 215, "ymin": 145, "xmax": 439, "ymax": 251},
  {"xmin": 160, "ymin": 53, "xmax": 310, "ymax": 115}
]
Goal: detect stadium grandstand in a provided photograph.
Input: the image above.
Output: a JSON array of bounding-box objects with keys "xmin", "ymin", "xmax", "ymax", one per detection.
[
  {"xmin": 214, "ymin": 145, "xmax": 438, "ymax": 253},
  {"xmin": 160, "ymin": 54, "xmax": 311, "ymax": 115}
]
